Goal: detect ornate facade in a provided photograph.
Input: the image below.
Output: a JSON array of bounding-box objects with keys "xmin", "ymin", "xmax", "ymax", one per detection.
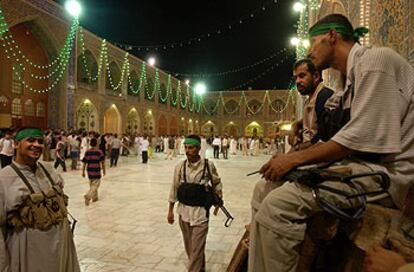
[
  {"xmin": 0, "ymin": 0, "xmax": 296, "ymax": 137},
  {"xmin": 1, "ymin": 0, "xmax": 413, "ymax": 137}
]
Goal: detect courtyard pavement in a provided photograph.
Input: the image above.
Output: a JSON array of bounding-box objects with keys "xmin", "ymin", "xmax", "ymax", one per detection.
[{"xmin": 58, "ymin": 149, "xmax": 268, "ymax": 272}]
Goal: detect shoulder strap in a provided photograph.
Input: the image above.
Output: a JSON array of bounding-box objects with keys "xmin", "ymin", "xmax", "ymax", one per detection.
[
  {"xmin": 182, "ymin": 160, "xmax": 187, "ymax": 183},
  {"xmin": 38, "ymin": 163, "xmax": 56, "ymax": 186},
  {"xmin": 182, "ymin": 159, "xmax": 209, "ymax": 184},
  {"xmin": 204, "ymin": 159, "xmax": 213, "ymax": 184},
  {"xmin": 9, "ymin": 163, "xmax": 35, "ymax": 193}
]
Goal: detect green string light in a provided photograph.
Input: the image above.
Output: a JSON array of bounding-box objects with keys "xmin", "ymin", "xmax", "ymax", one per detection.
[
  {"xmin": 78, "ymin": 27, "xmax": 100, "ymax": 82},
  {"xmin": 170, "ymin": 79, "xmax": 179, "ymax": 107},
  {"xmin": 2, "ymin": 17, "xmax": 79, "ymax": 93},
  {"xmin": 0, "ymin": 4, "xmax": 8, "ymax": 39}
]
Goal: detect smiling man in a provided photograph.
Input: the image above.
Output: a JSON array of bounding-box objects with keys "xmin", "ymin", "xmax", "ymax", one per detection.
[
  {"xmin": 0, "ymin": 127, "xmax": 80, "ymax": 272},
  {"xmin": 167, "ymin": 134, "xmax": 222, "ymax": 272}
]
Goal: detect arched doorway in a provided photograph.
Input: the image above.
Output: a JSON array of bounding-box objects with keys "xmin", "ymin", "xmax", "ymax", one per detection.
[
  {"xmin": 179, "ymin": 117, "xmax": 187, "ymax": 136},
  {"xmin": 126, "ymin": 108, "xmax": 140, "ymax": 135},
  {"xmin": 224, "ymin": 122, "xmax": 239, "ymax": 137},
  {"xmin": 187, "ymin": 119, "xmax": 194, "ymax": 135},
  {"xmin": 0, "ymin": 96, "xmax": 11, "ymax": 127},
  {"xmin": 245, "ymin": 121, "xmax": 264, "ymax": 137},
  {"xmin": 158, "ymin": 114, "xmax": 168, "ymax": 136},
  {"xmin": 104, "ymin": 105, "xmax": 121, "ymax": 134},
  {"xmin": 194, "ymin": 120, "xmax": 200, "ymax": 135},
  {"xmin": 170, "ymin": 116, "xmax": 178, "ymax": 135},
  {"xmin": 76, "ymin": 100, "xmax": 98, "ymax": 132},
  {"xmin": 201, "ymin": 121, "xmax": 217, "ymax": 137},
  {"xmin": 0, "ymin": 23, "xmax": 50, "ymax": 129},
  {"xmin": 143, "ymin": 111, "xmax": 155, "ymax": 136}
]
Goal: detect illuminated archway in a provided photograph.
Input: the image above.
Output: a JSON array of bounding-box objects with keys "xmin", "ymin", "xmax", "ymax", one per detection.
[
  {"xmin": 76, "ymin": 100, "xmax": 99, "ymax": 132},
  {"xmin": 187, "ymin": 119, "xmax": 194, "ymax": 135},
  {"xmin": 201, "ymin": 121, "xmax": 218, "ymax": 137},
  {"xmin": 104, "ymin": 105, "xmax": 121, "ymax": 134},
  {"xmin": 245, "ymin": 121, "xmax": 264, "ymax": 137},
  {"xmin": 224, "ymin": 122, "xmax": 239, "ymax": 137},
  {"xmin": 179, "ymin": 117, "xmax": 187, "ymax": 135},
  {"xmin": 194, "ymin": 120, "xmax": 200, "ymax": 135},
  {"xmin": 126, "ymin": 108, "xmax": 140, "ymax": 134},
  {"xmin": 143, "ymin": 110, "xmax": 155, "ymax": 135}
]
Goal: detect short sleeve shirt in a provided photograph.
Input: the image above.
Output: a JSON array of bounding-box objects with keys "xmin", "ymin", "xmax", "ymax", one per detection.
[
  {"xmin": 332, "ymin": 44, "xmax": 414, "ymax": 208},
  {"xmin": 82, "ymin": 149, "xmax": 104, "ymax": 179}
]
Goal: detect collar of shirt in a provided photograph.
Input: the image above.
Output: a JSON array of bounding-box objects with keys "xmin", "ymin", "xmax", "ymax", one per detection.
[
  {"xmin": 186, "ymin": 158, "xmax": 202, "ymax": 169},
  {"xmin": 13, "ymin": 160, "xmax": 38, "ymax": 173},
  {"xmin": 304, "ymin": 82, "xmax": 326, "ymax": 107}
]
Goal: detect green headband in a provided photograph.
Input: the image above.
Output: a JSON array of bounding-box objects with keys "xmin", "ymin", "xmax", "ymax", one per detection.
[
  {"xmin": 309, "ymin": 23, "xmax": 369, "ymax": 41},
  {"xmin": 183, "ymin": 138, "xmax": 201, "ymax": 146},
  {"xmin": 15, "ymin": 128, "xmax": 43, "ymax": 141}
]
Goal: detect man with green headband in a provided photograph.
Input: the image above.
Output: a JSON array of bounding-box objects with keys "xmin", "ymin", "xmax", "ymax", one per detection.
[
  {"xmin": 249, "ymin": 14, "xmax": 414, "ymax": 271},
  {"xmin": 0, "ymin": 127, "xmax": 80, "ymax": 271},
  {"xmin": 167, "ymin": 134, "xmax": 223, "ymax": 272}
]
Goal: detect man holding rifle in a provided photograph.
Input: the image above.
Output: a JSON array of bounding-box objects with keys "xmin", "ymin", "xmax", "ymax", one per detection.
[
  {"xmin": 167, "ymin": 134, "xmax": 223, "ymax": 272},
  {"xmin": 249, "ymin": 13, "xmax": 414, "ymax": 272}
]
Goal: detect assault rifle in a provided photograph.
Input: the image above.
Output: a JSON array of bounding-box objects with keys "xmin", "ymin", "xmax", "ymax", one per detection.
[
  {"xmin": 247, "ymin": 166, "xmax": 390, "ymax": 220},
  {"xmin": 206, "ymin": 186, "xmax": 234, "ymax": 227}
]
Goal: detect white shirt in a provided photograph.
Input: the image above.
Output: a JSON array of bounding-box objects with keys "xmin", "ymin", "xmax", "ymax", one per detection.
[
  {"xmin": 140, "ymin": 139, "xmax": 150, "ymax": 151},
  {"xmin": 332, "ymin": 44, "xmax": 414, "ymax": 209},
  {"xmin": 0, "ymin": 138, "xmax": 14, "ymax": 156},
  {"xmin": 212, "ymin": 137, "xmax": 221, "ymax": 146},
  {"xmin": 169, "ymin": 159, "xmax": 222, "ymax": 226}
]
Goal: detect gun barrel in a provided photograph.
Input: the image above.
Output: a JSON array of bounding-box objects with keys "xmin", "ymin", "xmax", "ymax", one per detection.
[{"xmin": 220, "ymin": 206, "xmax": 234, "ymax": 227}]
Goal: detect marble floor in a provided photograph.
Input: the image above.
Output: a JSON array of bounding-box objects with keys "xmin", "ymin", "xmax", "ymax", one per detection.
[{"xmin": 59, "ymin": 149, "xmax": 269, "ymax": 272}]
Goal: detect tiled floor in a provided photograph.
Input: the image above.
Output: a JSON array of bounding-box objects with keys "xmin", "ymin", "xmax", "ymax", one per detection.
[{"xmin": 59, "ymin": 149, "xmax": 268, "ymax": 271}]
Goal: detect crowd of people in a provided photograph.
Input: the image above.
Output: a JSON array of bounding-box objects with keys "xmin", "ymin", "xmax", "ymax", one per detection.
[
  {"xmin": 0, "ymin": 13, "xmax": 413, "ymax": 272},
  {"xmin": 0, "ymin": 129, "xmax": 288, "ymax": 170}
]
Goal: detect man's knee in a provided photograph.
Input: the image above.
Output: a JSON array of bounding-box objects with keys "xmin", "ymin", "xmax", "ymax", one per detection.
[{"xmin": 251, "ymin": 179, "xmax": 282, "ymax": 210}]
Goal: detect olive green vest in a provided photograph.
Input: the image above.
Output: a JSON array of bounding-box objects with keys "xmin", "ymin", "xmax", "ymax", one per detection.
[{"xmin": 7, "ymin": 163, "xmax": 69, "ymax": 232}]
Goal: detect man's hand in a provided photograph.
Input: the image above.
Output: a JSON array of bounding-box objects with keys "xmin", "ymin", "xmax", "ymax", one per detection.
[
  {"xmin": 167, "ymin": 211, "xmax": 175, "ymax": 224},
  {"xmin": 260, "ymin": 154, "xmax": 296, "ymax": 182},
  {"xmin": 363, "ymin": 246, "xmax": 406, "ymax": 272}
]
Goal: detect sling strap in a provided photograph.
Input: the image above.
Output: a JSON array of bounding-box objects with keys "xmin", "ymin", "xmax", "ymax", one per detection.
[
  {"xmin": 10, "ymin": 163, "xmax": 35, "ymax": 193},
  {"xmin": 182, "ymin": 159, "xmax": 209, "ymax": 184},
  {"xmin": 38, "ymin": 162, "xmax": 56, "ymax": 186},
  {"xmin": 10, "ymin": 162, "xmax": 56, "ymax": 192}
]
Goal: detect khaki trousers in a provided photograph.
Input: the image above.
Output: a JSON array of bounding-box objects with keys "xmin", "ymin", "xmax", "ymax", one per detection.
[
  {"xmin": 179, "ymin": 216, "xmax": 209, "ymax": 272},
  {"xmin": 248, "ymin": 162, "xmax": 388, "ymax": 272},
  {"xmin": 85, "ymin": 179, "xmax": 101, "ymax": 201}
]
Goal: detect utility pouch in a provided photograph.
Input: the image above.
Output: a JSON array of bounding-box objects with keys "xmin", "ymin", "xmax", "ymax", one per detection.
[
  {"xmin": 28, "ymin": 192, "xmax": 54, "ymax": 230},
  {"xmin": 43, "ymin": 188, "xmax": 67, "ymax": 225},
  {"xmin": 7, "ymin": 163, "xmax": 69, "ymax": 232},
  {"xmin": 177, "ymin": 183, "xmax": 208, "ymax": 207}
]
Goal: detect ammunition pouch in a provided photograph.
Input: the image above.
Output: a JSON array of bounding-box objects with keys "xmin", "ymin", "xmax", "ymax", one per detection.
[
  {"xmin": 7, "ymin": 186, "xmax": 69, "ymax": 232},
  {"xmin": 177, "ymin": 158, "xmax": 223, "ymax": 219},
  {"xmin": 7, "ymin": 163, "xmax": 69, "ymax": 233},
  {"xmin": 177, "ymin": 183, "xmax": 209, "ymax": 207}
]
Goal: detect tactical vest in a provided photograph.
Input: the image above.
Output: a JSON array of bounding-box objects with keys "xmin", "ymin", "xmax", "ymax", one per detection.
[
  {"xmin": 7, "ymin": 163, "xmax": 69, "ymax": 232},
  {"xmin": 177, "ymin": 159, "xmax": 218, "ymax": 208}
]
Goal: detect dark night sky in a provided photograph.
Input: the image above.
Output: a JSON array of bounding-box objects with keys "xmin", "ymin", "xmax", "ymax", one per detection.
[{"xmin": 56, "ymin": 0, "xmax": 298, "ymax": 91}]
